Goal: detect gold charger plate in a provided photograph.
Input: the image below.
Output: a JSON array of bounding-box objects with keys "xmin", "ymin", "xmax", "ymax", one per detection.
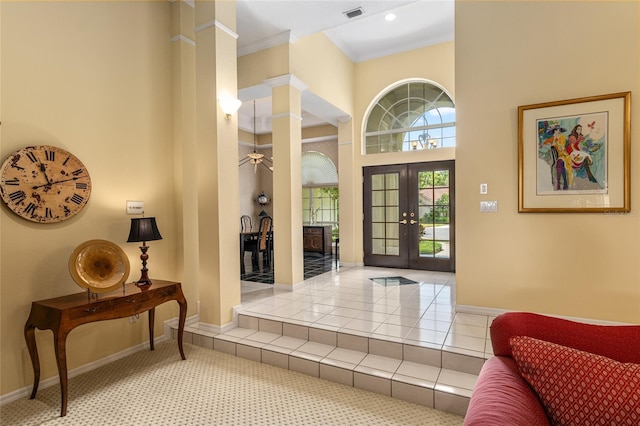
[{"xmin": 69, "ymin": 239, "xmax": 130, "ymax": 293}]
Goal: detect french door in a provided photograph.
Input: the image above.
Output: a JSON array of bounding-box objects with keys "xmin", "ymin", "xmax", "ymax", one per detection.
[{"xmin": 363, "ymin": 161, "xmax": 455, "ymax": 272}]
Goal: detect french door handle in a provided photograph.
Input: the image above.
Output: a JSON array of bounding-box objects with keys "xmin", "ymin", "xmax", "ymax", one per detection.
[
  {"xmin": 399, "ymin": 219, "xmax": 407, "ymax": 225},
  {"xmin": 410, "ymin": 220, "xmax": 418, "ymax": 225}
]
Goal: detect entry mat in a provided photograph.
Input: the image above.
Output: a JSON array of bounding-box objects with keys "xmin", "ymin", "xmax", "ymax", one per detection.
[{"xmin": 370, "ymin": 276, "xmax": 418, "ymax": 286}]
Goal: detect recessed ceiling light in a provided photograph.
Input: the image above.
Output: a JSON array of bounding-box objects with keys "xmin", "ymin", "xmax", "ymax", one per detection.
[{"xmin": 385, "ymin": 13, "xmax": 396, "ymax": 22}]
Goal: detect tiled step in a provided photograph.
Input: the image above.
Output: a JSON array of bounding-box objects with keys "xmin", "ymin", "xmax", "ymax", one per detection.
[{"xmin": 171, "ymin": 313, "xmax": 485, "ymax": 417}]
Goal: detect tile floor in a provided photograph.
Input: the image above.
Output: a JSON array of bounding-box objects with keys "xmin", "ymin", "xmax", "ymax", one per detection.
[
  {"xmin": 238, "ymin": 266, "xmax": 494, "ymax": 359},
  {"xmin": 176, "ymin": 264, "xmax": 497, "ymax": 417},
  {"xmin": 240, "ymin": 252, "xmax": 336, "ymax": 283}
]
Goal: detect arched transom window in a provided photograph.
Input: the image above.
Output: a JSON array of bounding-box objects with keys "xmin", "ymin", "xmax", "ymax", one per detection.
[{"xmin": 364, "ymin": 81, "xmax": 455, "ymax": 154}]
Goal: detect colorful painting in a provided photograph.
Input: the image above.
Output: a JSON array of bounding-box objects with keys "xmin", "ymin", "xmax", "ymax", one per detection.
[
  {"xmin": 518, "ymin": 92, "xmax": 630, "ymax": 213},
  {"xmin": 536, "ymin": 113, "xmax": 607, "ymax": 195}
]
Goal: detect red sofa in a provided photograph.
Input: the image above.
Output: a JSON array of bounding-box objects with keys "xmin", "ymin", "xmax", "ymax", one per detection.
[{"xmin": 464, "ymin": 312, "xmax": 640, "ymax": 425}]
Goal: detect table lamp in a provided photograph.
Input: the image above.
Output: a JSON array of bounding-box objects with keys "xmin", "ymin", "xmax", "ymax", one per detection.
[{"xmin": 127, "ymin": 217, "xmax": 162, "ymax": 286}]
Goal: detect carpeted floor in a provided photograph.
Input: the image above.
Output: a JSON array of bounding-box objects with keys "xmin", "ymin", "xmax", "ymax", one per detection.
[{"xmin": 1, "ymin": 342, "xmax": 464, "ymax": 425}]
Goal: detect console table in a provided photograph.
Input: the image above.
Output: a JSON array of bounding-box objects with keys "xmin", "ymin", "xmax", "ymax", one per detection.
[
  {"xmin": 303, "ymin": 225, "xmax": 332, "ymax": 255},
  {"xmin": 24, "ymin": 280, "xmax": 187, "ymax": 417}
]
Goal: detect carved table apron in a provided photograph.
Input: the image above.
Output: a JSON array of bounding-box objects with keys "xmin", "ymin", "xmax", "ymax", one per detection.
[{"xmin": 24, "ymin": 280, "xmax": 187, "ymax": 417}]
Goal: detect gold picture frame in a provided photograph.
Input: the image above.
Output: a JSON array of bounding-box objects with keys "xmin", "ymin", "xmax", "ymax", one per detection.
[{"xmin": 518, "ymin": 92, "xmax": 631, "ymax": 213}]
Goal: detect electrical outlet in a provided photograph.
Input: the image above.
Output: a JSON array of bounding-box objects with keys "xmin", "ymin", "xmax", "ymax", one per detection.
[{"xmin": 480, "ymin": 183, "xmax": 488, "ymax": 194}]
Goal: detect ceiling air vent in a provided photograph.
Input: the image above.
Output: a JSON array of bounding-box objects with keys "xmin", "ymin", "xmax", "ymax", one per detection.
[{"xmin": 344, "ymin": 7, "xmax": 364, "ymax": 19}]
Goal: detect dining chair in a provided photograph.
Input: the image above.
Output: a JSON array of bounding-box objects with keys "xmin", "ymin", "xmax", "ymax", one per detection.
[
  {"xmin": 243, "ymin": 215, "xmax": 272, "ymax": 271},
  {"xmin": 240, "ymin": 215, "xmax": 252, "ymax": 232}
]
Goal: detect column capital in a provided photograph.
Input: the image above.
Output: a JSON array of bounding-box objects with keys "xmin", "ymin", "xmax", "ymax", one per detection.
[{"xmin": 264, "ymin": 74, "xmax": 308, "ymax": 92}]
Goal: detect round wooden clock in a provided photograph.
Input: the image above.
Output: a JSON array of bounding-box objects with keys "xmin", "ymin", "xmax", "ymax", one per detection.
[{"xmin": 0, "ymin": 145, "xmax": 92, "ymax": 223}]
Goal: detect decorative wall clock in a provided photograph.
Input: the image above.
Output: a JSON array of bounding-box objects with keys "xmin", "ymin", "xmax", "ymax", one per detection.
[{"xmin": 0, "ymin": 145, "xmax": 92, "ymax": 223}]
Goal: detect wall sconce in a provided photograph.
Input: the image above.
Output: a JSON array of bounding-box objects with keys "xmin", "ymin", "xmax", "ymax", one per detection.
[{"xmin": 218, "ymin": 96, "xmax": 242, "ymax": 120}]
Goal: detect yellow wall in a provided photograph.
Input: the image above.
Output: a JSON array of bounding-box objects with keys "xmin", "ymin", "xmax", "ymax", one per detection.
[
  {"xmin": 238, "ymin": 44, "xmax": 290, "ymax": 89},
  {"xmin": 291, "ymin": 33, "xmax": 355, "ymax": 116},
  {"xmin": 0, "ymin": 1, "xmax": 183, "ymax": 396},
  {"xmin": 455, "ymin": 1, "xmax": 640, "ymax": 323}
]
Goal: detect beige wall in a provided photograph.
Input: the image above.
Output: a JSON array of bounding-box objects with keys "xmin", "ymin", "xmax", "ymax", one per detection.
[
  {"xmin": 0, "ymin": 1, "xmax": 183, "ymax": 396},
  {"xmin": 291, "ymin": 33, "xmax": 354, "ymax": 116},
  {"xmin": 455, "ymin": 1, "xmax": 640, "ymax": 323}
]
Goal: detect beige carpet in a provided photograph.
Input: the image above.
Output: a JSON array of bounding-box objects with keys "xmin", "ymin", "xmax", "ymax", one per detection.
[{"xmin": 1, "ymin": 341, "xmax": 464, "ymax": 425}]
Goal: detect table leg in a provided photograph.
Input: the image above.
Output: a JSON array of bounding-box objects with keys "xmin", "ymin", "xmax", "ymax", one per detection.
[
  {"xmin": 177, "ymin": 297, "xmax": 187, "ymax": 360},
  {"xmin": 53, "ymin": 330, "xmax": 69, "ymax": 417},
  {"xmin": 23, "ymin": 323, "xmax": 40, "ymax": 399},
  {"xmin": 148, "ymin": 307, "xmax": 155, "ymax": 351},
  {"xmin": 240, "ymin": 234, "xmax": 246, "ymax": 275}
]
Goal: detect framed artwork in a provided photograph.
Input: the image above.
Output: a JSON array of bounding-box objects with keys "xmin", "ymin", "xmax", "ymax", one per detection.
[{"xmin": 518, "ymin": 92, "xmax": 631, "ymax": 213}]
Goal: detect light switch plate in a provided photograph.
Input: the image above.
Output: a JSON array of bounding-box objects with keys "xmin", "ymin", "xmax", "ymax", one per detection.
[
  {"xmin": 480, "ymin": 201, "xmax": 498, "ymax": 212},
  {"xmin": 126, "ymin": 200, "xmax": 144, "ymax": 215}
]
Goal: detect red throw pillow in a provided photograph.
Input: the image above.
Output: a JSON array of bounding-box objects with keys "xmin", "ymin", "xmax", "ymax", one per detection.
[{"xmin": 510, "ymin": 336, "xmax": 640, "ymax": 426}]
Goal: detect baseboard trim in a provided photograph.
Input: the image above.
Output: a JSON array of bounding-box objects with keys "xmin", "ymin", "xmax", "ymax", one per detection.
[
  {"xmin": 455, "ymin": 305, "xmax": 631, "ymax": 325},
  {"xmin": 1, "ymin": 314, "xmax": 193, "ymax": 407},
  {"xmin": 455, "ymin": 305, "xmax": 508, "ymax": 318},
  {"xmin": 0, "ymin": 338, "xmax": 165, "ymax": 406}
]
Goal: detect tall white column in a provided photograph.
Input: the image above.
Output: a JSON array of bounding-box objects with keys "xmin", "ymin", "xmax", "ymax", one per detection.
[
  {"xmin": 266, "ymin": 75, "xmax": 307, "ymax": 286},
  {"xmin": 337, "ymin": 118, "xmax": 357, "ymax": 265},
  {"xmin": 194, "ymin": 0, "xmax": 241, "ymax": 325}
]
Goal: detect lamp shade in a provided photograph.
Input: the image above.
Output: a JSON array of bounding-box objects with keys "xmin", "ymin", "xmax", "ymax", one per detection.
[{"xmin": 127, "ymin": 217, "xmax": 162, "ymax": 243}]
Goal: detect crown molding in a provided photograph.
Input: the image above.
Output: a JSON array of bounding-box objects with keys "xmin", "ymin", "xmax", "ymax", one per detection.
[
  {"xmin": 237, "ymin": 30, "xmax": 296, "ymax": 57},
  {"xmin": 195, "ymin": 20, "xmax": 238, "ymax": 40},
  {"xmin": 171, "ymin": 34, "xmax": 195, "ymax": 46}
]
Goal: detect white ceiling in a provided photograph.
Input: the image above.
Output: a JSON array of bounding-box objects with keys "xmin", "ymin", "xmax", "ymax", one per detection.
[{"xmin": 234, "ymin": 0, "xmax": 454, "ymax": 135}]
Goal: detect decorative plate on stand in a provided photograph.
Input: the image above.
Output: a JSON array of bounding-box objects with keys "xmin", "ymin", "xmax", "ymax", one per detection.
[{"xmin": 69, "ymin": 240, "xmax": 130, "ymax": 293}]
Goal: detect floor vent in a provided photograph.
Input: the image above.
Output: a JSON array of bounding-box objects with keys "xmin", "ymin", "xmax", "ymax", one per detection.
[
  {"xmin": 370, "ymin": 276, "xmax": 418, "ymax": 286},
  {"xmin": 343, "ymin": 7, "xmax": 364, "ymax": 19}
]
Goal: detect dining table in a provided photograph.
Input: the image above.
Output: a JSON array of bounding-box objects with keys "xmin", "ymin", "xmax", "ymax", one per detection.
[
  {"xmin": 240, "ymin": 231, "xmax": 259, "ymax": 275},
  {"xmin": 240, "ymin": 230, "xmax": 274, "ymax": 274}
]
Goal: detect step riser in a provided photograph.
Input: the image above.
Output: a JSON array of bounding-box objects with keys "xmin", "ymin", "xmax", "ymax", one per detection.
[
  {"xmin": 172, "ymin": 313, "xmax": 485, "ymax": 418},
  {"xmin": 239, "ymin": 314, "xmax": 486, "ymax": 376}
]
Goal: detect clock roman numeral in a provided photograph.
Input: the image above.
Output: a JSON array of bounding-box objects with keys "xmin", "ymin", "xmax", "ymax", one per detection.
[
  {"xmin": 45, "ymin": 150, "xmax": 55, "ymax": 161},
  {"xmin": 25, "ymin": 152, "xmax": 38, "ymax": 163},
  {"xmin": 62, "ymin": 156, "xmax": 70, "ymax": 166},
  {"xmin": 75, "ymin": 182, "xmax": 88, "ymax": 190},
  {"xmin": 8, "ymin": 190, "xmax": 26, "ymax": 203},
  {"xmin": 24, "ymin": 202, "xmax": 37, "ymax": 216},
  {"xmin": 70, "ymin": 194, "xmax": 84, "ymax": 205},
  {"xmin": 72, "ymin": 168, "xmax": 84, "ymax": 176},
  {"xmin": 45, "ymin": 207, "xmax": 53, "ymax": 218},
  {"xmin": 4, "ymin": 178, "xmax": 20, "ymax": 186}
]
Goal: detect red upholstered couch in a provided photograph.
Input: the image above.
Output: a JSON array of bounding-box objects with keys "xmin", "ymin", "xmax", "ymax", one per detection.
[{"xmin": 464, "ymin": 312, "xmax": 640, "ymax": 425}]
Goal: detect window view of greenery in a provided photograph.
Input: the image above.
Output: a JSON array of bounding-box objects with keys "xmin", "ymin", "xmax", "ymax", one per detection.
[
  {"xmin": 418, "ymin": 170, "xmax": 450, "ymax": 257},
  {"xmin": 302, "ymin": 187, "xmax": 339, "ymax": 240}
]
